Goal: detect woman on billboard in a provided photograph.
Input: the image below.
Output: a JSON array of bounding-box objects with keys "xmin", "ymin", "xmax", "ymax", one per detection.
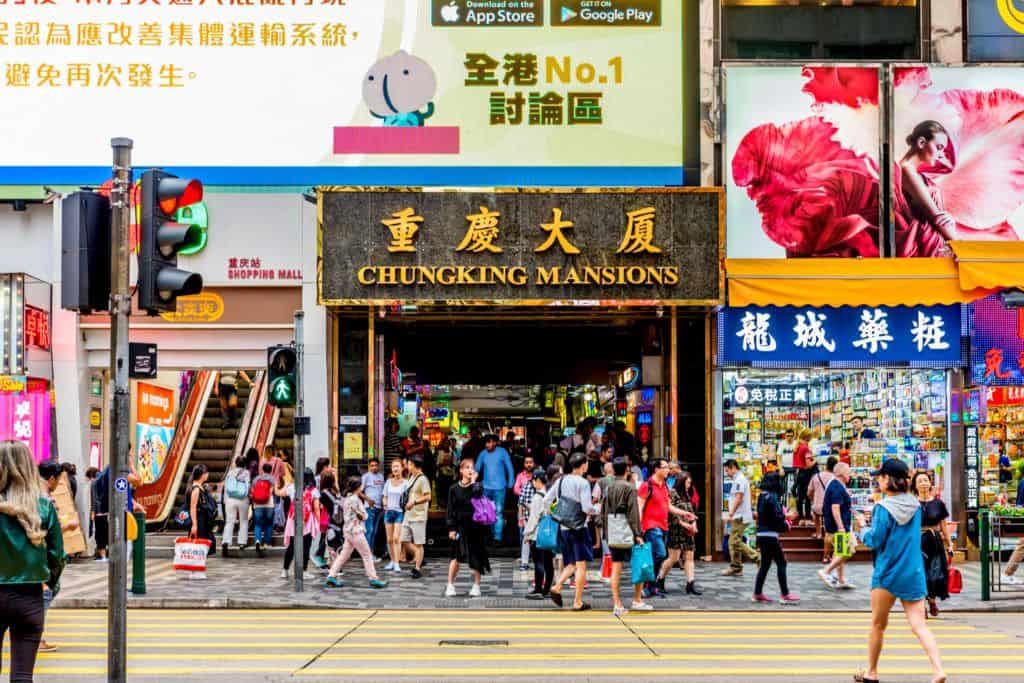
[{"xmin": 894, "ymin": 121, "xmax": 956, "ymax": 257}]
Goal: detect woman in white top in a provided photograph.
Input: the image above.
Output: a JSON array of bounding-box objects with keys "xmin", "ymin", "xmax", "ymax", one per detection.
[
  {"xmin": 221, "ymin": 455, "xmax": 251, "ymax": 555},
  {"xmin": 382, "ymin": 459, "xmax": 408, "ymax": 573}
]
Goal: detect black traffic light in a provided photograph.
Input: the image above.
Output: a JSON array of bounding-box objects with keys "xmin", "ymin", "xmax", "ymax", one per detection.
[
  {"xmin": 267, "ymin": 345, "xmax": 297, "ymax": 407},
  {"xmin": 138, "ymin": 169, "xmax": 204, "ymax": 315},
  {"xmin": 61, "ymin": 191, "xmax": 111, "ymax": 314}
]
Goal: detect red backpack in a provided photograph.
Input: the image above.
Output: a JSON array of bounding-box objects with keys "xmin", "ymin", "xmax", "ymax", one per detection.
[{"xmin": 251, "ymin": 477, "xmax": 272, "ymax": 505}]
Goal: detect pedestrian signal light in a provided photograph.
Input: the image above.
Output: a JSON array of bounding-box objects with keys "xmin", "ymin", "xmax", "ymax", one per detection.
[
  {"xmin": 267, "ymin": 345, "xmax": 298, "ymax": 407},
  {"xmin": 138, "ymin": 170, "xmax": 205, "ymax": 314}
]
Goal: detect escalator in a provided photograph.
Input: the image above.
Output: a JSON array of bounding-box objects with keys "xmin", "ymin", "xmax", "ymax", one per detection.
[{"xmin": 171, "ymin": 370, "xmax": 261, "ymax": 513}]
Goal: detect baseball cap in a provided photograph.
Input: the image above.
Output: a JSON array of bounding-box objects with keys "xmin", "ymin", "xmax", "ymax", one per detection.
[{"xmin": 871, "ymin": 458, "xmax": 909, "ymax": 478}]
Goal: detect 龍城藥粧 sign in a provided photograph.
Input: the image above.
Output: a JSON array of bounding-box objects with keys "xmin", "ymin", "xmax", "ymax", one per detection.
[
  {"xmin": 318, "ymin": 188, "xmax": 722, "ymax": 305},
  {"xmin": 722, "ymin": 305, "xmax": 963, "ymax": 365}
]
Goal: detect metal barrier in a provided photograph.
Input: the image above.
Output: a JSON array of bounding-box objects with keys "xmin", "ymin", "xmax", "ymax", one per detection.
[{"xmin": 983, "ymin": 510, "xmax": 1024, "ymax": 601}]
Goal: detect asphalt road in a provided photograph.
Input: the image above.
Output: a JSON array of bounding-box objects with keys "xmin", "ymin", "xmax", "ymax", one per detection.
[{"xmin": 6, "ymin": 608, "xmax": 1024, "ymax": 682}]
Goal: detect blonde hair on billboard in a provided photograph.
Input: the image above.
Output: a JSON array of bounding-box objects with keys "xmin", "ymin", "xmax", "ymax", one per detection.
[{"xmin": 0, "ymin": 440, "xmax": 46, "ymax": 546}]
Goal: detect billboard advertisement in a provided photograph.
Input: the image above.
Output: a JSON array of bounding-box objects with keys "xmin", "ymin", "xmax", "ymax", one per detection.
[
  {"xmin": 971, "ymin": 295, "xmax": 1024, "ymax": 386},
  {"xmin": 967, "ymin": 0, "xmax": 1024, "ymax": 61},
  {"xmin": 0, "ymin": 0, "xmax": 682, "ymax": 186},
  {"xmin": 726, "ymin": 66, "xmax": 881, "ymax": 259},
  {"xmin": 135, "ymin": 382, "xmax": 175, "ymax": 485},
  {"xmin": 892, "ymin": 66, "xmax": 1024, "ymax": 256}
]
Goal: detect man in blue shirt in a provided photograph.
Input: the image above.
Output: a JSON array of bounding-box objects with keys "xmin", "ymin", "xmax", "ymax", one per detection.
[
  {"xmin": 818, "ymin": 462, "xmax": 854, "ymax": 589},
  {"xmin": 475, "ymin": 434, "xmax": 514, "ymax": 542}
]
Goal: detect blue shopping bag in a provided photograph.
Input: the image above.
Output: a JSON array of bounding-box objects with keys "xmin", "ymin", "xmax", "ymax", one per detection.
[
  {"xmin": 630, "ymin": 542, "xmax": 656, "ymax": 584},
  {"xmin": 536, "ymin": 515, "xmax": 560, "ymax": 551}
]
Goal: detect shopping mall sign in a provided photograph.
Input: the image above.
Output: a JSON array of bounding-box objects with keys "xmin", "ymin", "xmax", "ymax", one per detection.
[
  {"xmin": 318, "ymin": 188, "xmax": 723, "ymax": 305},
  {"xmin": 0, "ymin": 0, "xmax": 683, "ymax": 187},
  {"xmin": 721, "ymin": 305, "xmax": 963, "ymax": 365}
]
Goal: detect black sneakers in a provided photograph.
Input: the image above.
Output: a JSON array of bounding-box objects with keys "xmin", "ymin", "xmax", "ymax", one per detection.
[{"xmin": 411, "ymin": 568, "xmax": 422, "ymax": 579}]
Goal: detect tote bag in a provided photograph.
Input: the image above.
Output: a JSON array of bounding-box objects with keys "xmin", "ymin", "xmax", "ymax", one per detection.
[
  {"xmin": 607, "ymin": 510, "xmax": 634, "ymax": 549},
  {"xmin": 536, "ymin": 515, "xmax": 560, "ymax": 551}
]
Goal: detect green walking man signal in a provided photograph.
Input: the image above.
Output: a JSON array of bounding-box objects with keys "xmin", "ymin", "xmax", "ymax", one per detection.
[{"xmin": 267, "ymin": 345, "xmax": 298, "ymax": 407}]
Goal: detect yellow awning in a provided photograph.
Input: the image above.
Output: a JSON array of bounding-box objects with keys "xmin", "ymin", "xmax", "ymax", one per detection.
[
  {"xmin": 951, "ymin": 241, "xmax": 1024, "ymax": 291},
  {"xmin": 726, "ymin": 258, "xmax": 994, "ymax": 307}
]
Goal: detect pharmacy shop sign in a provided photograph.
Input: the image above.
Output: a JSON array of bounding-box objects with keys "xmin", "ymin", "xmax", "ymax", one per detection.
[{"xmin": 722, "ymin": 305, "xmax": 963, "ymax": 365}]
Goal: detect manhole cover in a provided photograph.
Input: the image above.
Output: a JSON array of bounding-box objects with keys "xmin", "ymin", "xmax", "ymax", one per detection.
[{"xmin": 439, "ymin": 640, "xmax": 509, "ymax": 647}]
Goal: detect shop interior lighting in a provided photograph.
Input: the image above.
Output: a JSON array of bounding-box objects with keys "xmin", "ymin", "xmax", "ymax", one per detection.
[{"xmin": 999, "ymin": 289, "xmax": 1024, "ymax": 309}]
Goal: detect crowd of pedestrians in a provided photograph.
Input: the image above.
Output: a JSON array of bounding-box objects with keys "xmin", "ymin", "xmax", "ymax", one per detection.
[{"xmin": 0, "ymin": 418, "xmax": 960, "ymax": 683}]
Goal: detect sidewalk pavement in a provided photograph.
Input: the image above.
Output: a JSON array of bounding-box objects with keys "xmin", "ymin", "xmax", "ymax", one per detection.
[{"xmin": 52, "ymin": 552, "xmax": 1024, "ymax": 612}]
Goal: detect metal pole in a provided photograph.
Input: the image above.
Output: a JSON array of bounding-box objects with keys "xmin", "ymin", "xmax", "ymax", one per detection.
[
  {"xmin": 980, "ymin": 509, "xmax": 990, "ymax": 602},
  {"xmin": 107, "ymin": 137, "xmax": 133, "ymax": 683},
  {"xmin": 293, "ymin": 310, "xmax": 305, "ymax": 592}
]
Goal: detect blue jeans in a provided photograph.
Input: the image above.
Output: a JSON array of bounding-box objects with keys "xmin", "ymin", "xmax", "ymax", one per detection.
[
  {"xmin": 644, "ymin": 528, "xmax": 667, "ymax": 584},
  {"xmin": 365, "ymin": 506, "xmax": 382, "ymax": 551},
  {"xmin": 484, "ymin": 488, "xmax": 507, "ymax": 541},
  {"xmin": 253, "ymin": 507, "xmax": 275, "ymax": 545}
]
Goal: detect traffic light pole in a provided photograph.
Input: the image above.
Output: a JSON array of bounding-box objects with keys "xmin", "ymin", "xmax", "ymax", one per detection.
[
  {"xmin": 107, "ymin": 137, "xmax": 133, "ymax": 683},
  {"xmin": 293, "ymin": 310, "xmax": 305, "ymax": 593}
]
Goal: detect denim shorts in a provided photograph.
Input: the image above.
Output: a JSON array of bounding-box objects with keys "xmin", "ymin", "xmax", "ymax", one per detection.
[{"xmin": 384, "ymin": 509, "xmax": 404, "ymax": 524}]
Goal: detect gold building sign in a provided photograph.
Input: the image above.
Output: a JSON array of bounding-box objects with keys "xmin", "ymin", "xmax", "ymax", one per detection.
[{"xmin": 319, "ymin": 188, "xmax": 723, "ymax": 306}]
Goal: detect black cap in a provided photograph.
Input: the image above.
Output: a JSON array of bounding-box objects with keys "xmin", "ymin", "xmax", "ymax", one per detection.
[{"xmin": 871, "ymin": 458, "xmax": 909, "ymax": 478}]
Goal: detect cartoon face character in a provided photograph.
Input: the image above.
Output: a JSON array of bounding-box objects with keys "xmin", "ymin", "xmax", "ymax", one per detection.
[{"xmin": 362, "ymin": 50, "xmax": 437, "ymax": 127}]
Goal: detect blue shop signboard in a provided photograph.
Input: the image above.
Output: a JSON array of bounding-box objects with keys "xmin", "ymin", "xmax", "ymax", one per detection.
[
  {"xmin": 967, "ymin": 0, "xmax": 1024, "ymax": 62},
  {"xmin": 722, "ymin": 305, "xmax": 963, "ymax": 365}
]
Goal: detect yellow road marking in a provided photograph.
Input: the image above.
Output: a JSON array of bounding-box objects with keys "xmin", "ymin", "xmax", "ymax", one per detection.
[
  {"xmin": 8, "ymin": 653, "xmax": 1024, "ymax": 662},
  {"xmin": 20, "ymin": 666, "xmax": 1024, "ymax": 677}
]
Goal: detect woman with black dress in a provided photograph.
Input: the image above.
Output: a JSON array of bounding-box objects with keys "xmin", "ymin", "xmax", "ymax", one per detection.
[
  {"xmin": 913, "ymin": 471, "xmax": 953, "ymax": 617},
  {"xmin": 445, "ymin": 457, "xmax": 491, "ymax": 598}
]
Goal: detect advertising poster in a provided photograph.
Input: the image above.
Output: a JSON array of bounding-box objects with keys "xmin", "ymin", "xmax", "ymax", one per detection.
[
  {"xmin": 726, "ymin": 66, "xmax": 881, "ymax": 258},
  {"xmin": 971, "ymin": 295, "xmax": 1024, "ymax": 386},
  {"xmin": 0, "ymin": 0, "xmax": 682, "ymax": 186},
  {"xmin": 892, "ymin": 66, "xmax": 1024, "ymax": 256},
  {"xmin": 135, "ymin": 382, "xmax": 175, "ymax": 485},
  {"xmin": 0, "ymin": 387, "xmax": 51, "ymax": 464}
]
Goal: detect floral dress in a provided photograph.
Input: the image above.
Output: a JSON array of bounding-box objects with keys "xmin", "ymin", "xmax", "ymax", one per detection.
[{"xmin": 667, "ymin": 490, "xmax": 696, "ymax": 552}]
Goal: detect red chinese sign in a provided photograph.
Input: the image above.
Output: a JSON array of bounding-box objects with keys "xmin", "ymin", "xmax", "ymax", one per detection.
[
  {"xmin": 24, "ymin": 305, "xmax": 50, "ymax": 351},
  {"xmin": 987, "ymin": 386, "xmax": 1024, "ymax": 405}
]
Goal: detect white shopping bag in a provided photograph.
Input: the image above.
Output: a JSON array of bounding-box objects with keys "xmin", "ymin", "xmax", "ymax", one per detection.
[{"xmin": 173, "ymin": 536, "xmax": 211, "ymax": 573}]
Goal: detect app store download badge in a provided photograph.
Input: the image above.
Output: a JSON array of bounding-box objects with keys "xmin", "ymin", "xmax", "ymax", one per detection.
[
  {"xmin": 552, "ymin": 0, "xmax": 662, "ymax": 26},
  {"xmin": 432, "ymin": 0, "xmax": 544, "ymax": 27}
]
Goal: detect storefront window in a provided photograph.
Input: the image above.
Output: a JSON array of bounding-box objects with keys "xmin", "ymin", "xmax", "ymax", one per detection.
[{"xmin": 721, "ymin": 0, "xmax": 920, "ymax": 60}]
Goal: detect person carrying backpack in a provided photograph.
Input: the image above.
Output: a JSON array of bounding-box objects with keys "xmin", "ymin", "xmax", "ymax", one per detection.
[
  {"xmin": 222, "ymin": 456, "xmax": 251, "ymax": 557},
  {"xmin": 250, "ymin": 463, "xmax": 276, "ymax": 556},
  {"xmin": 752, "ymin": 472, "xmax": 800, "ymax": 605},
  {"xmin": 325, "ymin": 477, "xmax": 388, "ymax": 589}
]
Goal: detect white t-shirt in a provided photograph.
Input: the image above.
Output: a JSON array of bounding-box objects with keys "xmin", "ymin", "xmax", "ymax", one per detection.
[
  {"xmin": 730, "ymin": 472, "xmax": 754, "ymax": 524},
  {"xmin": 383, "ymin": 478, "xmax": 408, "ymax": 512},
  {"xmin": 776, "ymin": 440, "xmax": 797, "ymax": 469}
]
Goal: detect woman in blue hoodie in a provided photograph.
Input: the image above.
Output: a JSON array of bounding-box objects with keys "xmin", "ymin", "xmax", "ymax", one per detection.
[{"xmin": 853, "ymin": 459, "xmax": 945, "ymax": 683}]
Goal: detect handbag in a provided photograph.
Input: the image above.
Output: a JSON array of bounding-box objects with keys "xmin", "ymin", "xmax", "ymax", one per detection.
[
  {"xmin": 400, "ymin": 474, "xmax": 422, "ymax": 511},
  {"xmin": 948, "ymin": 555, "xmax": 963, "ymax": 594},
  {"xmin": 472, "ymin": 495, "xmax": 498, "ymax": 525},
  {"xmin": 607, "ymin": 508, "xmax": 634, "ymax": 550},
  {"xmin": 536, "ymin": 514, "xmax": 560, "ymax": 551},
  {"xmin": 630, "ymin": 542, "xmax": 656, "ymax": 584},
  {"xmin": 551, "ymin": 479, "xmax": 586, "ymax": 531},
  {"xmin": 173, "ymin": 536, "xmax": 211, "ymax": 573},
  {"xmin": 833, "ymin": 531, "xmax": 854, "ymax": 558}
]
